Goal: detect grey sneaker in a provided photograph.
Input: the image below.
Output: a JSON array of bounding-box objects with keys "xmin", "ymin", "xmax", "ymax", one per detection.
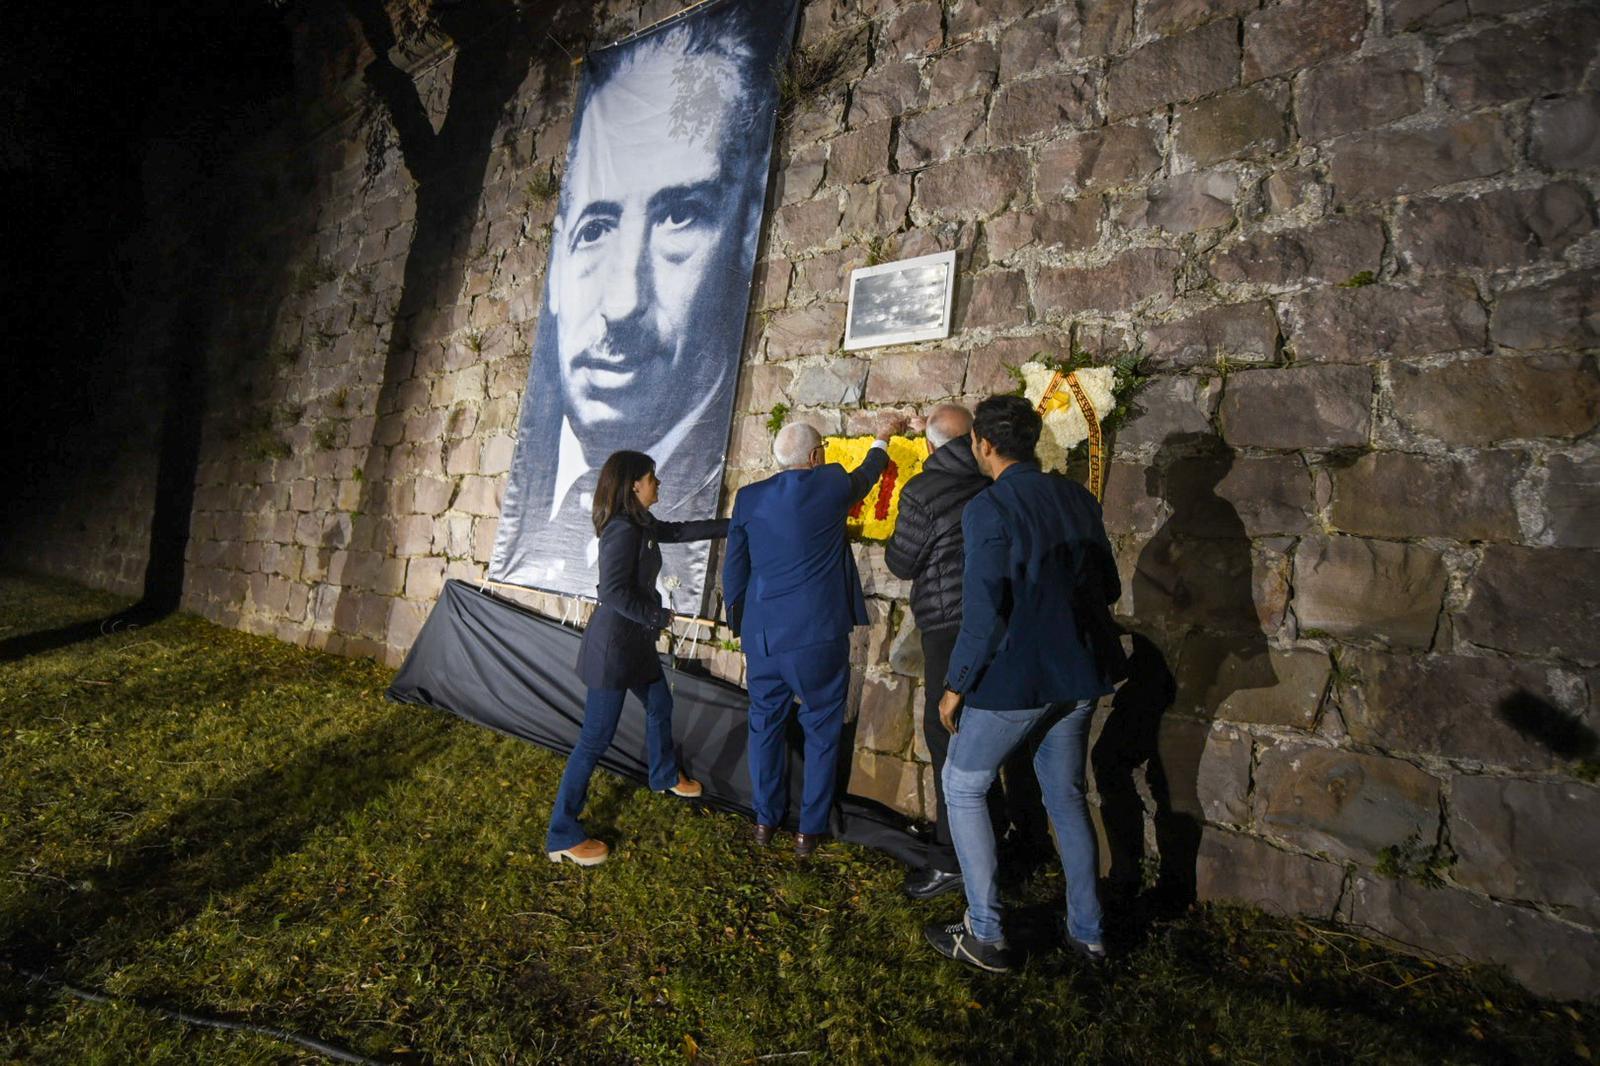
[
  {"xmin": 1064, "ymin": 932, "xmax": 1107, "ymax": 965},
  {"xmin": 924, "ymin": 915, "xmax": 1013, "ymax": 973}
]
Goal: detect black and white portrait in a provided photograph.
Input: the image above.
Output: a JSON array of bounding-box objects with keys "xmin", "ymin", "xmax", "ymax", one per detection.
[{"xmin": 491, "ymin": 0, "xmax": 798, "ymax": 609}]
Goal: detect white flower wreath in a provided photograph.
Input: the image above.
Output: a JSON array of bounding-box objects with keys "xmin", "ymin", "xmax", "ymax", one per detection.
[{"xmin": 1017, "ymin": 362, "xmax": 1118, "ymax": 473}]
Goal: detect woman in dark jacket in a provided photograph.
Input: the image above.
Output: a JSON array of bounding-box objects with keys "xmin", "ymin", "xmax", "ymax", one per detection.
[{"xmin": 546, "ymin": 450, "xmax": 727, "ymax": 867}]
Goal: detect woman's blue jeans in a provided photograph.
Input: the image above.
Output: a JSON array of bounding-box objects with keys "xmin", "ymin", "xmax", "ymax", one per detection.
[
  {"xmin": 942, "ymin": 699, "xmax": 1102, "ymax": 945},
  {"xmin": 545, "ymin": 678, "xmax": 679, "ymax": 852}
]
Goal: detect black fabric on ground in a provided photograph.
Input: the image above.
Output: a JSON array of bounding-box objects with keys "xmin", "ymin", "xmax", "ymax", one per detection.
[{"xmin": 387, "ymin": 580, "xmax": 926, "ymax": 866}]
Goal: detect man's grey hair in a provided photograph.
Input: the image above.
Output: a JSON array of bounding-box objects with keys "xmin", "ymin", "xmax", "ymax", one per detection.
[
  {"xmin": 926, "ymin": 403, "xmax": 973, "ymax": 450},
  {"xmin": 773, "ymin": 421, "xmax": 823, "ymax": 468}
]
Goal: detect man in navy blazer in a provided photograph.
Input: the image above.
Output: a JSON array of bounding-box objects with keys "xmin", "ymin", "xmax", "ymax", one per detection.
[
  {"xmin": 924, "ymin": 394, "xmax": 1126, "ymax": 974},
  {"xmin": 723, "ymin": 412, "xmax": 906, "ymax": 855}
]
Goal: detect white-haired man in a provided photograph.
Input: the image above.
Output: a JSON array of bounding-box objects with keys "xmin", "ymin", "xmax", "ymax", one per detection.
[{"xmin": 723, "ymin": 411, "xmax": 907, "ymax": 855}]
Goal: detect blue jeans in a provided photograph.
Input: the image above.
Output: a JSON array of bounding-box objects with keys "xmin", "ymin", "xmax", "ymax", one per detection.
[
  {"xmin": 942, "ymin": 699, "xmax": 1102, "ymax": 945},
  {"xmin": 745, "ymin": 636, "xmax": 850, "ymax": 835},
  {"xmin": 545, "ymin": 678, "xmax": 679, "ymax": 852}
]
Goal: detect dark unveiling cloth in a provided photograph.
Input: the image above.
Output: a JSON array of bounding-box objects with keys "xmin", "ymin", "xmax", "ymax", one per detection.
[
  {"xmin": 884, "ymin": 436, "xmax": 990, "ymax": 635},
  {"xmin": 946, "ymin": 462, "xmax": 1127, "ymax": 708},
  {"xmin": 576, "ymin": 513, "xmax": 726, "ymax": 690},
  {"xmin": 387, "ymin": 581, "xmax": 924, "ymax": 865}
]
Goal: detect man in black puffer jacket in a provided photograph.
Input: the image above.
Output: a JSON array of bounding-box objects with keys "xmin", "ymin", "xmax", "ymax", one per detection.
[{"xmin": 887, "ymin": 403, "xmax": 997, "ymax": 899}]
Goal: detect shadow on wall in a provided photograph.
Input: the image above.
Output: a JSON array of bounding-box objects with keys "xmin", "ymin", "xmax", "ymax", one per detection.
[{"xmin": 1094, "ymin": 431, "xmax": 1277, "ymax": 910}]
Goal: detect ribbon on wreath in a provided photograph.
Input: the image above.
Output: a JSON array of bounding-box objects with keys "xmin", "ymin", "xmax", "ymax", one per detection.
[{"xmin": 1036, "ymin": 370, "xmax": 1106, "ymax": 501}]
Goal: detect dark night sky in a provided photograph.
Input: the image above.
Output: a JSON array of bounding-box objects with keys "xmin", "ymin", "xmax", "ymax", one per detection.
[{"xmin": 2, "ymin": 2, "xmax": 294, "ymax": 461}]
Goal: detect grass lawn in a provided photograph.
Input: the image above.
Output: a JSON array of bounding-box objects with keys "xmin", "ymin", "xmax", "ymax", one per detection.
[{"xmin": 0, "ymin": 572, "xmax": 1593, "ymax": 1064}]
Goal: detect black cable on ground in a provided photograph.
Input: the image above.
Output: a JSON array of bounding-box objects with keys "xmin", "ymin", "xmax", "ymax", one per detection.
[{"xmin": 2, "ymin": 960, "xmax": 389, "ymax": 1065}]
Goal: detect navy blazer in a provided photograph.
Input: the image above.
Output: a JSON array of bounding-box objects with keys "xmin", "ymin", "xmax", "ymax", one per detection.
[
  {"xmin": 945, "ymin": 461, "xmax": 1125, "ymax": 709},
  {"xmin": 723, "ymin": 446, "xmax": 888, "ymax": 656},
  {"xmin": 576, "ymin": 512, "xmax": 728, "ymax": 690}
]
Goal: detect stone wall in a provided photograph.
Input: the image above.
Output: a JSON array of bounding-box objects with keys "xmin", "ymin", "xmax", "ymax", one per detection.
[{"xmin": 6, "ymin": 0, "xmax": 1598, "ymax": 999}]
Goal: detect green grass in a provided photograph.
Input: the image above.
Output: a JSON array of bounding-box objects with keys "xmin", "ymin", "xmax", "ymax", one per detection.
[{"xmin": 0, "ymin": 572, "xmax": 1594, "ymax": 1064}]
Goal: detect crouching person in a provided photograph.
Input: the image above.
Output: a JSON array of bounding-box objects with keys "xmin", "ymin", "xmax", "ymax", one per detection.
[{"xmin": 924, "ymin": 395, "xmax": 1126, "ymax": 973}]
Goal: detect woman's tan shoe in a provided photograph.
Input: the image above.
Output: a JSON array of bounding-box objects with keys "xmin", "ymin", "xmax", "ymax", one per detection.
[
  {"xmin": 547, "ymin": 838, "xmax": 610, "ymax": 866},
  {"xmin": 667, "ymin": 774, "xmax": 703, "ymax": 798}
]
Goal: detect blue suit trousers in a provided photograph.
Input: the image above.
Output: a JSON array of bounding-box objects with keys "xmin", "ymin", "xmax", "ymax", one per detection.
[{"xmin": 745, "ymin": 635, "xmax": 850, "ymax": 835}]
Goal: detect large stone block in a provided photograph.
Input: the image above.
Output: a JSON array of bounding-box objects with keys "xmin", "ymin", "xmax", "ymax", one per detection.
[
  {"xmin": 850, "ymin": 60, "xmax": 925, "ymax": 125},
  {"xmin": 1037, "ymin": 122, "xmax": 1163, "ymax": 197},
  {"xmin": 984, "ymin": 199, "xmax": 1102, "ymax": 262},
  {"xmin": 1349, "ymin": 874, "xmax": 1600, "ymax": 1002},
  {"xmin": 1219, "ymin": 366, "xmax": 1372, "ymax": 450},
  {"xmin": 778, "ymin": 144, "xmax": 825, "ymax": 206},
  {"xmin": 826, "ymin": 120, "xmax": 892, "ymax": 186},
  {"xmin": 1243, "ymin": 0, "xmax": 1365, "ymax": 82},
  {"xmin": 1079, "ymin": 0, "xmax": 1135, "ymax": 57},
  {"xmin": 886, "ymin": 2, "xmax": 943, "ymax": 59},
  {"xmin": 1178, "ymin": 634, "xmax": 1329, "ymax": 728},
  {"xmin": 848, "ymin": 750, "xmax": 922, "ymax": 816},
  {"xmin": 1287, "ymin": 278, "xmax": 1486, "ymax": 364},
  {"xmin": 999, "ymin": 11, "xmax": 1077, "ymax": 80},
  {"xmin": 1296, "ymin": 48, "xmax": 1425, "ymax": 142},
  {"xmin": 1328, "ymin": 114, "xmax": 1512, "ymax": 206},
  {"xmin": 863, "ymin": 350, "xmax": 968, "ymax": 404},
  {"xmin": 952, "ymin": 270, "xmax": 1032, "ymax": 331},
  {"xmin": 842, "ymin": 175, "xmax": 913, "ymax": 235},
  {"xmin": 1452, "ymin": 775, "xmax": 1600, "ymax": 923},
  {"xmin": 856, "ymin": 673, "xmax": 914, "ymax": 753},
  {"xmin": 1390, "ymin": 355, "xmax": 1600, "ymax": 445},
  {"xmin": 1543, "ymin": 454, "xmax": 1600, "ymax": 548},
  {"xmin": 1346, "ymin": 651, "xmax": 1589, "ymax": 771},
  {"xmin": 1458, "ymin": 546, "xmax": 1600, "ymax": 663},
  {"xmin": 1491, "ymin": 270, "xmax": 1600, "ymax": 351},
  {"xmin": 1396, "ymin": 183, "xmax": 1594, "ymax": 273},
  {"xmin": 1173, "ymin": 83, "xmax": 1289, "ymax": 168},
  {"xmin": 1142, "ymin": 301, "xmax": 1279, "ymax": 369},
  {"xmin": 963, "ymin": 334, "xmax": 1063, "ymax": 396},
  {"xmin": 989, "ymin": 73, "xmax": 1098, "ymax": 144},
  {"xmin": 1436, "ymin": 10, "xmax": 1600, "ymax": 110},
  {"xmin": 1120, "ymin": 170, "xmax": 1238, "ymax": 234},
  {"xmin": 1253, "ymin": 743, "xmax": 1440, "ymax": 863},
  {"xmin": 1128, "ymin": 535, "xmax": 1274, "ymax": 635},
  {"xmin": 1143, "ymin": 0, "xmax": 1255, "ymax": 38},
  {"xmin": 1195, "ymin": 724, "xmax": 1252, "ymax": 824},
  {"xmin": 733, "ymin": 362, "xmax": 794, "ymax": 413},
  {"xmin": 1531, "ymin": 92, "xmax": 1600, "ymax": 172},
  {"xmin": 764, "ymin": 305, "xmax": 843, "ymax": 360},
  {"xmin": 1036, "ymin": 247, "xmax": 1184, "ymax": 314},
  {"xmin": 1101, "ymin": 461, "xmax": 1163, "ymax": 535},
  {"xmin": 789, "ymin": 358, "xmax": 868, "ymax": 406},
  {"xmin": 1106, "ymin": 18, "xmax": 1239, "ymax": 121},
  {"xmin": 1210, "ymin": 216, "xmax": 1384, "ymax": 288},
  {"xmin": 776, "ymin": 195, "xmax": 844, "ymax": 253},
  {"xmin": 1196, "ymin": 828, "xmax": 1350, "ymax": 919},
  {"xmin": 895, "ymin": 100, "xmax": 987, "ymax": 169},
  {"xmin": 1292, "ymin": 536, "xmax": 1446, "ymax": 648},
  {"xmin": 913, "ymin": 151, "xmax": 1030, "ymax": 221},
  {"xmin": 1114, "ymin": 376, "xmax": 1224, "ymax": 452},
  {"xmin": 926, "ymin": 40, "xmax": 998, "ymax": 108},
  {"xmin": 1330, "ymin": 451, "xmax": 1523, "ymax": 542}
]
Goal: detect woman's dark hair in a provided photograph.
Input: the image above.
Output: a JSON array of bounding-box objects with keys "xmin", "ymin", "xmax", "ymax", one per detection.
[
  {"xmin": 972, "ymin": 394, "xmax": 1042, "ymax": 462},
  {"xmin": 592, "ymin": 450, "xmax": 656, "ymax": 534}
]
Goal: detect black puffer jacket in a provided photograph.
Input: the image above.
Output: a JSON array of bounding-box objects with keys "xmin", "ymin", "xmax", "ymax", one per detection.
[{"xmin": 885, "ymin": 436, "xmax": 990, "ymax": 634}]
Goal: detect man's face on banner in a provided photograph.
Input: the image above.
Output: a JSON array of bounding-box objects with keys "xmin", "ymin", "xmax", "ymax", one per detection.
[{"xmin": 550, "ymin": 40, "xmax": 746, "ymax": 452}]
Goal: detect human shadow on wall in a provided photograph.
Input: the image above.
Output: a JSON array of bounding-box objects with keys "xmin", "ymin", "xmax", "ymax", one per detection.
[
  {"xmin": 1094, "ymin": 431, "xmax": 1276, "ymax": 915},
  {"xmin": 316, "ymin": 0, "xmax": 593, "ymax": 646},
  {"xmin": 1498, "ymin": 690, "xmax": 1599, "ymax": 761}
]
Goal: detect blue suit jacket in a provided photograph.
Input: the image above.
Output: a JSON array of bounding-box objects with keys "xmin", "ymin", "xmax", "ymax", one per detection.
[
  {"xmin": 945, "ymin": 461, "xmax": 1126, "ymax": 709},
  {"xmin": 723, "ymin": 447, "xmax": 888, "ymax": 655}
]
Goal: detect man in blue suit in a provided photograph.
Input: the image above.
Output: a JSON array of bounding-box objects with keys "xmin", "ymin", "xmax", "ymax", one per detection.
[
  {"xmin": 723, "ymin": 412, "xmax": 907, "ymax": 856},
  {"xmin": 924, "ymin": 394, "xmax": 1127, "ymax": 973}
]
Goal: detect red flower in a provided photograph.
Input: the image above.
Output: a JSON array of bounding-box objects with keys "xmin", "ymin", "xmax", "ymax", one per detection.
[{"xmin": 874, "ymin": 461, "xmax": 899, "ymax": 522}]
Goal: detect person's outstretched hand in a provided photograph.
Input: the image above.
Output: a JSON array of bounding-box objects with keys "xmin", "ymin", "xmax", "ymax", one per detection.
[{"xmin": 875, "ymin": 411, "xmax": 909, "ymax": 441}]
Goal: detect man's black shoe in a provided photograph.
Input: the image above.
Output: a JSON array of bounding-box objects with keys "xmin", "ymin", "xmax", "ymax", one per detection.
[
  {"xmin": 903, "ymin": 866, "xmax": 965, "ymax": 900},
  {"xmin": 924, "ymin": 916, "xmax": 1013, "ymax": 973}
]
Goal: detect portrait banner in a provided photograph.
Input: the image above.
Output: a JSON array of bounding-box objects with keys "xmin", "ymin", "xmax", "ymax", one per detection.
[{"xmin": 490, "ymin": 0, "xmax": 800, "ymax": 612}]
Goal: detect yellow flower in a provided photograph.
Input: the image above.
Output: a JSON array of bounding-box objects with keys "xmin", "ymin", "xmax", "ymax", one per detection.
[{"xmin": 822, "ymin": 435, "xmax": 930, "ymax": 540}]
